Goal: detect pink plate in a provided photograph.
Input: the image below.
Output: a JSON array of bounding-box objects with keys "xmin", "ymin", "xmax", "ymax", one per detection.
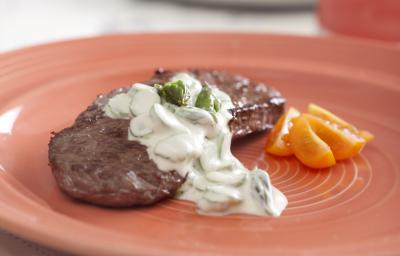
[{"xmin": 0, "ymin": 33, "xmax": 399, "ymax": 255}]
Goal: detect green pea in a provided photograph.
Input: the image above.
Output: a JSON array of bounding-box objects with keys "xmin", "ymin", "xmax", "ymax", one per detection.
[{"xmin": 156, "ymin": 80, "xmax": 190, "ymax": 107}]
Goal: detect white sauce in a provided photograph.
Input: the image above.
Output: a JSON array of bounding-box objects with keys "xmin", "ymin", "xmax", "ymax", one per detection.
[{"xmin": 103, "ymin": 73, "xmax": 288, "ymax": 217}]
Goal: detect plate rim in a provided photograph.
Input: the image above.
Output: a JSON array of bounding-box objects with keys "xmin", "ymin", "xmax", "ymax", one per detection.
[{"xmin": 1, "ymin": 32, "xmax": 399, "ymax": 59}]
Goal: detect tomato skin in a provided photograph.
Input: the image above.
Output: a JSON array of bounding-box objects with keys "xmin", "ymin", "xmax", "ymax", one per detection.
[
  {"xmin": 304, "ymin": 114, "xmax": 366, "ymax": 160},
  {"xmin": 265, "ymin": 107, "xmax": 300, "ymax": 156},
  {"xmin": 289, "ymin": 115, "xmax": 336, "ymax": 169}
]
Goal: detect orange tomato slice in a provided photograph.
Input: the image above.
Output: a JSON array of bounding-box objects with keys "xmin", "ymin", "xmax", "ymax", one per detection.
[
  {"xmin": 265, "ymin": 107, "xmax": 300, "ymax": 156},
  {"xmin": 268, "ymin": 103, "xmax": 374, "ymax": 169},
  {"xmin": 304, "ymin": 114, "xmax": 366, "ymax": 160},
  {"xmin": 288, "ymin": 114, "xmax": 336, "ymax": 169},
  {"xmin": 308, "ymin": 103, "xmax": 356, "ymax": 131},
  {"xmin": 308, "ymin": 103, "xmax": 374, "ymax": 142},
  {"xmin": 359, "ymin": 130, "xmax": 375, "ymax": 142}
]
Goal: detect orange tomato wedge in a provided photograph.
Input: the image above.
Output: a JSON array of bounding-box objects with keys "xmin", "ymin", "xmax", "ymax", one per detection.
[
  {"xmin": 308, "ymin": 103, "xmax": 374, "ymax": 142},
  {"xmin": 304, "ymin": 114, "xmax": 366, "ymax": 160},
  {"xmin": 266, "ymin": 104, "xmax": 374, "ymax": 169},
  {"xmin": 308, "ymin": 103, "xmax": 354, "ymax": 130},
  {"xmin": 288, "ymin": 114, "xmax": 336, "ymax": 169},
  {"xmin": 265, "ymin": 107, "xmax": 300, "ymax": 156},
  {"xmin": 358, "ymin": 130, "xmax": 375, "ymax": 142}
]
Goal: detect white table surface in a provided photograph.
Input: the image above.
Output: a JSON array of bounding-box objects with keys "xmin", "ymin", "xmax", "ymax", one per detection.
[
  {"xmin": 0, "ymin": 0, "xmax": 319, "ymax": 255},
  {"xmin": 0, "ymin": 0, "xmax": 319, "ymax": 53}
]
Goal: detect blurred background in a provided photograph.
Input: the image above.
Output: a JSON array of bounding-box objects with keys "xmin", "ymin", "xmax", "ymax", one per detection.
[{"xmin": 0, "ymin": 0, "xmax": 399, "ymax": 53}]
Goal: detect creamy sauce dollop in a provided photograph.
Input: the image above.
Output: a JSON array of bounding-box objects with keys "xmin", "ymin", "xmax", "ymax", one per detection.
[{"xmin": 104, "ymin": 73, "xmax": 288, "ymax": 217}]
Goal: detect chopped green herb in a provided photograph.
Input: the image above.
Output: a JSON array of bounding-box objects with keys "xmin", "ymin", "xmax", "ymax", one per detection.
[
  {"xmin": 195, "ymin": 83, "xmax": 221, "ymax": 112},
  {"xmin": 156, "ymin": 80, "xmax": 190, "ymax": 107},
  {"xmin": 214, "ymin": 98, "xmax": 221, "ymax": 112}
]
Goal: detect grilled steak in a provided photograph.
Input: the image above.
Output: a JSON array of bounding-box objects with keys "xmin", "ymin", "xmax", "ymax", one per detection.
[{"xmin": 48, "ymin": 69, "xmax": 285, "ymax": 207}]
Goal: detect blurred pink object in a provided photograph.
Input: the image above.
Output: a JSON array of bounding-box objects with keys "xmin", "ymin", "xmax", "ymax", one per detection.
[{"xmin": 318, "ymin": 0, "xmax": 400, "ymax": 41}]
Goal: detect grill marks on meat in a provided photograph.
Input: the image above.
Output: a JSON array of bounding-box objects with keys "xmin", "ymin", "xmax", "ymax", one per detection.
[{"xmin": 48, "ymin": 69, "xmax": 284, "ymax": 207}]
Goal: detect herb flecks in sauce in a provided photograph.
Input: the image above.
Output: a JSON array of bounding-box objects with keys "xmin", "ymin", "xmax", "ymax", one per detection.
[{"xmin": 103, "ymin": 73, "xmax": 287, "ymax": 217}]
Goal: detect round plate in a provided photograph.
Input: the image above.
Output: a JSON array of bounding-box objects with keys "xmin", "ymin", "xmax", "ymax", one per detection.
[{"xmin": 0, "ymin": 33, "xmax": 399, "ymax": 256}]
